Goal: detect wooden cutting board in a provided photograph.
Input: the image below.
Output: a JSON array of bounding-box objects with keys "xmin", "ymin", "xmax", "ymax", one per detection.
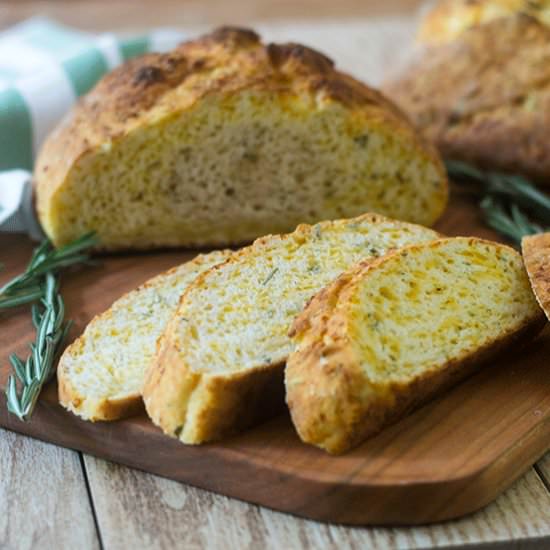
[{"xmin": 1, "ymin": 186, "xmax": 550, "ymax": 526}]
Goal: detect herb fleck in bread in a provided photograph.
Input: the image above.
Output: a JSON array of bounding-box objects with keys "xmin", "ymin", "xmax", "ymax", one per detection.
[
  {"xmin": 58, "ymin": 249, "xmax": 231, "ymax": 420},
  {"xmin": 286, "ymin": 237, "xmax": 544, "ymax": 454},
  {"xmin": 522, "ymin": 232, "xmax": 550, "ymax": 320},
  {"xmin": 35, "ymin": 27, "xmax": 447, "ymax": 251},
  {"xmin": 142, "ymin": 214, "xmax": 440, "ymax": 444}
]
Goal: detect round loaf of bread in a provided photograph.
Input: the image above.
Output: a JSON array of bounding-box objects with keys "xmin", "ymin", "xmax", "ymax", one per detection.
[
  {"xmin": 35, "ymin": 27, "xmax": 447, "ymax": 251},
  {"xmin": 418, "ymin": 0, "xmax": 550, "ymax": 45},
  {"xmin": 384, "ymin": 14, "xmax": 550, "ymax": 184}
]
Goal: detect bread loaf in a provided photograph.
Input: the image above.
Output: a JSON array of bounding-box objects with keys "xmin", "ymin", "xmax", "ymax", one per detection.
[
  {"xmin": 142, "ymin": 214, "xmax": 440, "ymax": 444},
  {"xmin": 35, "ymin": 27, "xmax": 447, "ymax": 251},
  {"xmin": 58, "ymin": 249, "xmax": 231, "ymax": 420},
  {"xmin": 286, "ymin": 237, "xmax": 544, "ymax": 454},
  {"xmin": 384, "ymin": 14, "xmax": 550, "ymax": 184},
  {"xmin": 418, "ymin": 0, "xmax": 550, "ymax": 45}
]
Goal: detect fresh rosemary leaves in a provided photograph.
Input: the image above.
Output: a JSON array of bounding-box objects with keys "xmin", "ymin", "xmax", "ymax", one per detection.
[
  {"xmin": 1, "ymin": 232, "xmax": 97, "ymax": 421},
  {"xmin": 0, "ymin": 232, "xmax": 97, "ymax": 310},
  {"xmin": 6, "ymin": 273, "xmax": 71, "ymax": 420},
  {"xmin": 446, "ymin": 160, "xmax": 549, "ymax": 244}
]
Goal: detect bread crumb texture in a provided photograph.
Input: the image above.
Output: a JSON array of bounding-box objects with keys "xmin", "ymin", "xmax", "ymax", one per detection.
[
  {"xmin": 142, "ymin": 213, "xmax": 440, "ymax": 444},
  {"xmin": 286, "ymin": 237, "xmax": 544, "ymax": 454},
  {"xmin": 58, "ymin": 249, "xmax": 230, "ymax": 421},
  {"xmin": 35, "ymin": 27, "xmax": 447, "ymax": 250}
]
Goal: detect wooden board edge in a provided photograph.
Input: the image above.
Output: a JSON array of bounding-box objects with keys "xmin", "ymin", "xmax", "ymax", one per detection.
[{"xmin": 1, "ymin": 391, "xmax": 550, "ymax": 526}]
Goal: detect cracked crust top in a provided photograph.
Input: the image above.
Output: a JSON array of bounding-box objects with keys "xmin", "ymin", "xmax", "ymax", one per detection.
[{"xmin": 35, "ymin": 26, "xmax": 429, "ymax": 213}]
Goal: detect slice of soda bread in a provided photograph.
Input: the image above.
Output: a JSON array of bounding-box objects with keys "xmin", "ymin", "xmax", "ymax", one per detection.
[
  {"xmin": 286, "ymin": 237, "xmax": 545, "ymax": 454},
  {"xmin": 522, "ymin": 232, "xmax": 550, "ymax": 320},
  {"xmin": 142, "ymin": 214, "xmax": 440, "ymax": 444},
  {"xmin": 58, "ymin": 249, "xmax": 231, "ymax": 420}
]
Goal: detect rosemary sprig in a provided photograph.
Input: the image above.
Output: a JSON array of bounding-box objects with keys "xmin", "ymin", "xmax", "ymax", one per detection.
[
  {"xmin": 6, "ymin": 273, "xmax": 72, "ymax": 420},
  {"xmin": 0, "ymin": 232, "xmax": 97, "ymax": 309},
  {"xmin": 446, "ymin": 160, "xmax": 550, "ymax": 244},
  {"xmin": 2, "ymin": 232, "xmax": 97, "ymax": 421}
]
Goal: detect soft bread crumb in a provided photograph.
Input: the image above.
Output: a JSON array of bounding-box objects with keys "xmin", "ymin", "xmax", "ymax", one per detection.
[
  {"xmin": 36, "ymin": 28, "xmax": 448, "ymax": 250},
  {"xmin": 286, "ymin": 237, "xmax": 545, "ymax": 454},
  {"xmin": 58, "ymin": 249, "xmax": 231, "ymax": 420},
  {"xmin": 142, "ymin": 213, "xmax": 440, "ymax": 443}
]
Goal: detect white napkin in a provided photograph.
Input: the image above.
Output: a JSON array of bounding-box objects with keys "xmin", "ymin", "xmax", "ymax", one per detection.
[{"xmin": 0, "ymin": 170, "xmax": 43, "ymax": 240}]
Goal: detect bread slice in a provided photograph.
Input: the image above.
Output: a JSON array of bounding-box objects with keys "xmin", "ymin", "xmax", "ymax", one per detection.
[
  {"xmin": 58, "ymin": 249, "xmax": 231, "ymax": 420},
  {"xmin": 286, "ymin": 237, "xmax": 545, "ymax": 454},
  {"xmin": 35, "ymin": 27, "xmax": 448, "ymax": 251},
  {"xmin": 522, "ymin": 232, "xmax": 550, "ymax": 320},
  {"xmin": 417, "ymin": 0, "xmax": 550, "ymax": 45},
  {"xmin": 142, "ymin": 213, "xmax": 440, "ymax": 444}
]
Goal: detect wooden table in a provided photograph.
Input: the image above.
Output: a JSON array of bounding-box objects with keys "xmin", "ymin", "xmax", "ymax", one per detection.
[{"xmin": 1, "ymin": 1, "xmax": 550, "ymax": 548}]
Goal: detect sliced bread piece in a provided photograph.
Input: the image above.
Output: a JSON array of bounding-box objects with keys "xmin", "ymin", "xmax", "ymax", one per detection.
[
  {"xmin": 35, "ymin": 27, "xmax": 448, "ymax": 251},
  {"xmin": 522, "ymin": 232, "xmax": 550, "ymax": 320},
  {"xmin": 58, "ymin": 249, "xmax": 231, "ymax": 420},
  {"xmin": 286, "ymin": 237, "xmax": 545, "ymax": 454},
  {"xmin": 142, "ymin": 213, "xmax": 440, "ymax": 444}
]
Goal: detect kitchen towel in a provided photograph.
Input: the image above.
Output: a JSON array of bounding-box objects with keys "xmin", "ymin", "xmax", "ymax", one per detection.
[{"xmin": 0, "ymin": 17, "xmax": 186, "ymax": 239}]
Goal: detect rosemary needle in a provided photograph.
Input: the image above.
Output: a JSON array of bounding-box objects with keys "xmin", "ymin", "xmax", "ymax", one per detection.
[
  {"xmin": 0, "ymin": 232, "xmax": 97, "ymax": 309},
  {"xmin": 446, "ymin": 160, "xmax": 550, "ymax": 245},
  {"xmin": 5, "ymin": 273, "xmax": 71, "ymax": 420}
]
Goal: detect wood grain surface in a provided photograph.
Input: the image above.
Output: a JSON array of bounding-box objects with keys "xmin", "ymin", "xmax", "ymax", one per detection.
[
  {"xmin": 2, "ymin": 187, "xmax": 550, "ymax": 527},
  {"xmin": 0, "ymin": 428, "xmax": 99, "ymax": 550},
  {"xmin": 82, "ymin": 454, "xmax": 550, "ymax": 550},
  {"xmin": 537, "ymin": 452, "xmax": 550, "ymax": 478}
]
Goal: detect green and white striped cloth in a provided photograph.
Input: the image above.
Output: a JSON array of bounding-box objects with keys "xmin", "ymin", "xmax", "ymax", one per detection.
[{"xmin": 0, "ymin": 17, "xmax": 187, "ymax": 238}]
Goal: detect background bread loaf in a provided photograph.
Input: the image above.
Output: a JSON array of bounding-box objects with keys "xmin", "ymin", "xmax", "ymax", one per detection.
[
  {"xmin": 384, "ymin": 12, "xmax": 550, "ymax": 184},
  {"xmin": 418, "ymin": 0, "xmax": 550, "ymax": 45}
]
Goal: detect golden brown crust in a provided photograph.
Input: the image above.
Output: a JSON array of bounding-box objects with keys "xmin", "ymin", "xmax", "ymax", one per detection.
[
  {"xmin": 418, "ymin": 0, "xmax": 550, "ymax": 45},
  {"xmin": 35, "ymin": 26, "xmax": 445, "ymax": 233},
  {"xmin": 286, "ymin": 238, "xmax": 546, "ymax": 454},
  {"xmin": 58, "ymin": 372, "xmax": 144, "ymax": 421},
  {"xmin": 143, "ymin": 327, "xmax": 285, "ymax": 443},
  {"xmin": 522, "ymin": 232, "xmax": 550, "ymax": 319},
  {"xmin": 384, "ymin": 14, "xmax": 550, "ymax": 184}
]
